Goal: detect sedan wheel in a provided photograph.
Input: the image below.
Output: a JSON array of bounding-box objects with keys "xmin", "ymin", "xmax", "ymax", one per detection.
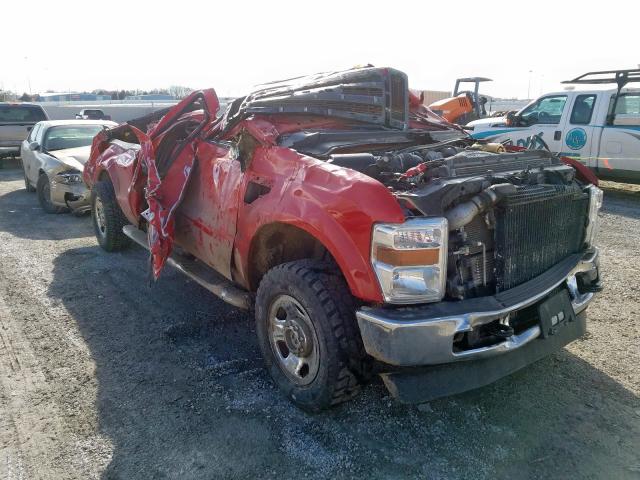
[
  {"xmin": 23, "ymin": 163, "xmax": 35, "ymax": 192},
  {"xmin": 36, "ymin": 173, "xmax": 66, "ymax": 214}
]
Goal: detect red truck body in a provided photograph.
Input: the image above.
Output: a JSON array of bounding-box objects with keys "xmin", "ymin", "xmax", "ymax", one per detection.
[
  {"xmin": 84, "ymin": 83, "xmax": 453, "ymax": 303},
  {"xmin": 83, "ymin": 67, "xmax": 602, "ymax": 409}
]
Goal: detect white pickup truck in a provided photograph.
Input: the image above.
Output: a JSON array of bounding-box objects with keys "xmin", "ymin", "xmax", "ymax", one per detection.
[{"xmin": 467, "ymin": 69, "xmax": 640, "ymax": 183}]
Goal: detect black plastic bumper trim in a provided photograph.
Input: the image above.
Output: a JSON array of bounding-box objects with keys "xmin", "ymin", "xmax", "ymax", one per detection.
[{"xmin": 380, "ymin": 311, "xmax": 587, "ymax": 404}]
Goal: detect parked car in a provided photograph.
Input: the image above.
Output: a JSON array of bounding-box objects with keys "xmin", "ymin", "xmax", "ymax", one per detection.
[
  {"xmin": 75, "ymin": 109, "xmax": 111, "ymax": 121},
  {"xmin": 468, "ymin": 69, "xmax": 640, "ymax": 184},
  {"xmin": 0, "ymin": 103, "xmax": 49, "ymax": 164},
  {"xmin": 84, "ymin": 67, "xmax": 602, "ymax": 410},
  {"xmin": 21, "ymin": 120, "xmax": 117, "ymax": 213}
]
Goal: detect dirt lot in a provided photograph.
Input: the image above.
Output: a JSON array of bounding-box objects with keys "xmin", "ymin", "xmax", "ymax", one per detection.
[{"xmin": 0, "ymin": 167, "xmax": 638, "ymax": 480}]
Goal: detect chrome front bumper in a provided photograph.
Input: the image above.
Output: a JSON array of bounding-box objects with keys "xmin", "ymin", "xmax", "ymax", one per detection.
[{"xmin": 356, "ymin": 249, "xmax": 599, "ymax": 367}]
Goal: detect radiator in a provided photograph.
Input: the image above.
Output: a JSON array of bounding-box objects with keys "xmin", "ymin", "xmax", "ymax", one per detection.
[{"xmin": 494, "ymin": 185, "xmax": 589, "ymax": 292}]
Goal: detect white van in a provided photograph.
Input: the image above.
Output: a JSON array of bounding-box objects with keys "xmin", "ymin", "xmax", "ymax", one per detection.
[{"xmin": 468, "ymin": 69, "xmax": 640, "ymax": 183}]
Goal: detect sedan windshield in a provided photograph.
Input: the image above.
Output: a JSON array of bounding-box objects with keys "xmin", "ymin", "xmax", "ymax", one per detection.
[{"xmin": 43, "ymin": 125, "xmax": 105, "ymax": 151}]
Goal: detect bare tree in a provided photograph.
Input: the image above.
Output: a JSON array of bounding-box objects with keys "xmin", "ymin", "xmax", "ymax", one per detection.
[{"xmin": 168, "ymin": 85, "xmax": 193, "ymax": 99}]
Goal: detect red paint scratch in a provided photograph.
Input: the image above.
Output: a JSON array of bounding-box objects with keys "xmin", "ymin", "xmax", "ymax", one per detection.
[{"xmin": 183, "ymin": 214, "xmax": 214, "ymax": 236}]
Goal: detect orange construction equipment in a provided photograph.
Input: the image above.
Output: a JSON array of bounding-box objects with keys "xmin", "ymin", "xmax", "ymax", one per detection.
[{"xmin": 429, "ymin": 77, "xmax": 491, "ymax": 125}]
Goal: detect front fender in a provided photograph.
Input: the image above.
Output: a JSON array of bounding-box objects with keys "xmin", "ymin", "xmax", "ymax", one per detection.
[
  {"xmin": 236, "ymin": 149, "xmax": 405, "ymax": 303},
  {"xmin": 37, "ymin": 154, "xmax": 68, "ymax": 176}
]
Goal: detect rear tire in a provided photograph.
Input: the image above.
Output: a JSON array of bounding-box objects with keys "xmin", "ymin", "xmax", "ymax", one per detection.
[
  {"xmin": 36, "ymin": 173, "xmax": 67, "ymax": 213},
  {"xmin": 23, "ymin": 161, "xmax": 35, "ymax": 192},
  {"xmin": 255, "ymin": 260, "xmax": 370, "ymax": 411},
  {"xmin": 91, "ymin": 179, "xmax": 131, "ymax": 252}
]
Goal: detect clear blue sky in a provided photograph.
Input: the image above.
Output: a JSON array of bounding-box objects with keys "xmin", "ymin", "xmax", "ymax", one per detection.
[{"xmin": 2, "ymin": 0, "xmax": 637, "ymax": 99}]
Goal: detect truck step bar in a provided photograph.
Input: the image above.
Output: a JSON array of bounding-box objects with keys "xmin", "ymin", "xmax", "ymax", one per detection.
[{"xmin": 122, "ymin": 225, "xmax": 251, "ymax": 310}]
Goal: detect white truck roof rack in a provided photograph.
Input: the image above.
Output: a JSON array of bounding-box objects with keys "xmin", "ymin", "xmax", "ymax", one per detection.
[{"xmin": 563, "ymin": 69, "xmax": 640, "ymax": 124}]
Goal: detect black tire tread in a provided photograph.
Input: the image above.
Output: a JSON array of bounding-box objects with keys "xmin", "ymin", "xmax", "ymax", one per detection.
[
  {"xmin": 23, "ymin": 162, "xmax": 35, "ymax": 192},
  {"xmin": 36, "ymin": 173, "xmax": 67, "ymax": 213},
  {"xmin": 256, "ymin": 259, "xmax": 371, "ymax": 410},
  {"xmin": 92, "ymin": 179, "xmax": 131, "ymax": 252}
]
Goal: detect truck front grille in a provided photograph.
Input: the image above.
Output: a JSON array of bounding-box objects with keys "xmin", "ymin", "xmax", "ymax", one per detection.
[
  {"xmin": 388, "ymin": 71, "xmax": 408, "ymax": 129},
  {"xmin": 494, "ymin": 185, "xmax": 589, "ymax": 292}
]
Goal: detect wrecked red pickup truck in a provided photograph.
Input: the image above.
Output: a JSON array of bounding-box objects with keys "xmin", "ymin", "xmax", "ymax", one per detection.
[{"xmin": 84, "ymin": 67, "xmax": 603, "ymax": 410}]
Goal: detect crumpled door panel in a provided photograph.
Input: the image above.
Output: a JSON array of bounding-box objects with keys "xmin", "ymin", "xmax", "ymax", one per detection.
[{"xmin": 134, "ymin": 90, "xmax": 219, "ymax": 279}]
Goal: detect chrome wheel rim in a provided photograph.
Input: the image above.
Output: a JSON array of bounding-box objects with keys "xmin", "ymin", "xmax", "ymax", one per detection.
[
  {"xmin": 268, "ymin": 295, "xmax": 320, "ymax": 386},
  {"xmin": 94, "ymin": 197, "xmax": 107, "ymax": 237}
]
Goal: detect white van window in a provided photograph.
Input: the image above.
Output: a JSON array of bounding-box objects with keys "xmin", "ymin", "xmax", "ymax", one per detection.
[
  {"xmin": 520, "ymin": 95, "xmax": 567, "ymax": 126},
  {"xmin": 570, "ymin": 95, "xmax": 596, "ymax": 125}
]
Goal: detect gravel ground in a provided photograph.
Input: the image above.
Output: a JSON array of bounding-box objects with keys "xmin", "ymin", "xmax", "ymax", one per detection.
[{"xmin": 0, "ymin": 167, "xmax": 638, "ymax": 480}]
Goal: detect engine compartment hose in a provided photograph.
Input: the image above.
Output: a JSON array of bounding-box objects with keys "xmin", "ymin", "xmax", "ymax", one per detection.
[{"xmin": 445, "ymin": 183, "xmax": 516, "ymax": 231}]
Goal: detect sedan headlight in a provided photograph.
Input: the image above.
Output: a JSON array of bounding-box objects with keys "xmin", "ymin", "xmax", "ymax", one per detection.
[
  {"xmin": 371, "ymin": 218, "xmax": 448, "ymax": 304},
  {"xmin": 584, "ymin": 185, "xmax": 603, "ymax": 247},
  {"xmin": 55, "ymin": 171, "xmax": 84, "ymax": 184}
]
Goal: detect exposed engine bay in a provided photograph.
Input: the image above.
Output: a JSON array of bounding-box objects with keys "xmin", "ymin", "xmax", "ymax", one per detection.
[{"xmin": 319, "ymin": 139, "xmax": 591, "ymax": 302}]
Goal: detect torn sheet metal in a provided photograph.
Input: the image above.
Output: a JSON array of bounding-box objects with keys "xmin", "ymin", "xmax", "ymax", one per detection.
[
  {"xmin": 138, "ymin": 90, "xmax": 219, "ymax": 279},
  {"xmin": 141, "ymin": 139, "xmax": 197, "ymax": 279}
]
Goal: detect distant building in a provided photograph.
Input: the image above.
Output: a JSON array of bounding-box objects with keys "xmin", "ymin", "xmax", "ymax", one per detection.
[
  {"xmin": 37, "ymin": 92, "xmax": 112, "ymax": 102},
  {"xmin": 124, "ymin": 94, "xmax": 175, "ymax": 101}
]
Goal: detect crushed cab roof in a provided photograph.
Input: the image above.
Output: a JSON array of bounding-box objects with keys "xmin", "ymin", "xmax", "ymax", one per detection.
[{"xmin": 219, "ymin": 67, "xmax": 410, "ymax": 133}]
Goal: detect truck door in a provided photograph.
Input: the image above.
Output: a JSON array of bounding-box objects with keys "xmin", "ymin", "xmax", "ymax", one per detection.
[
  {"xmin": 596, "ymin": 91, "xmax": 640, "ymax": 180},
  {"xmin": 175, "ymin": 140, "xmax": 243, "ymax": 281},
  {"xmin": 562, "ymin": 93, "xmax": 598, "ymax": 166},
  {"xmin": 514, "ymin": 94, "xmax": 570, "ymax": 152}
]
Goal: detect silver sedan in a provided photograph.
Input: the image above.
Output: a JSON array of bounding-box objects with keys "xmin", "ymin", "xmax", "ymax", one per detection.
[{"xmin": 20, "ymin": 120, "xmax": 116, "ymax": 214}]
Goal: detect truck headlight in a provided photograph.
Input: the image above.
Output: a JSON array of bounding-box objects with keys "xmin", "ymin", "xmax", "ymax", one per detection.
[
  {"xmin": 584, "ymin": 185, "xmax": 603, "ymax": 247},
  {"xmin": 371, "ymin": 218, "xmax": 448, "ymax": 304}
]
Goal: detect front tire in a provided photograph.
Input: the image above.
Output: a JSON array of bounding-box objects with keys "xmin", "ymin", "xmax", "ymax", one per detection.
[
  {"xmin": 255, "ymin": 260, "xmax": 369, "ymax": 411},
  {"xmin": 91, "ymin": 179, "xmax": 131, "ymax": 252},
  {"xmin": 36, "ymin": 173, "xmax": 66, "ymax": 213}
]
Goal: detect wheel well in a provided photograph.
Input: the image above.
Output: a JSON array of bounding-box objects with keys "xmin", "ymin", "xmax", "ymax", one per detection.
[{"xmin": 248, "ymin": 223, "xmax": 338, "ymax": 291}]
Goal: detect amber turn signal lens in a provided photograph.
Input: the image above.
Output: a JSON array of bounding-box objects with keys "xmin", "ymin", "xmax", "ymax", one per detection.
[{"xmin": 375, "ymin": 247, "xmax": 440, "ymax": 266}]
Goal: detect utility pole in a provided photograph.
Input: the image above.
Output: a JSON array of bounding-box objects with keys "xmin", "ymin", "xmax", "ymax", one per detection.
[
  {"xmin": 527, "ymin": 70, "xmax": 533, "ymax": 100},
  {"xmin": 24, "ymin": 56, "xmax": 32, "ymax": 96}
]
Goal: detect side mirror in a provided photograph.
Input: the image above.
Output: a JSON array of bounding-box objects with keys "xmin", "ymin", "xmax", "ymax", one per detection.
[
  {"xmin": 505, "ymin": 110, "xmax": 526, "ymax": 127},
  {"xmin": 29, "ymin": 141, "xmax": 40, "ymax": 151}
]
